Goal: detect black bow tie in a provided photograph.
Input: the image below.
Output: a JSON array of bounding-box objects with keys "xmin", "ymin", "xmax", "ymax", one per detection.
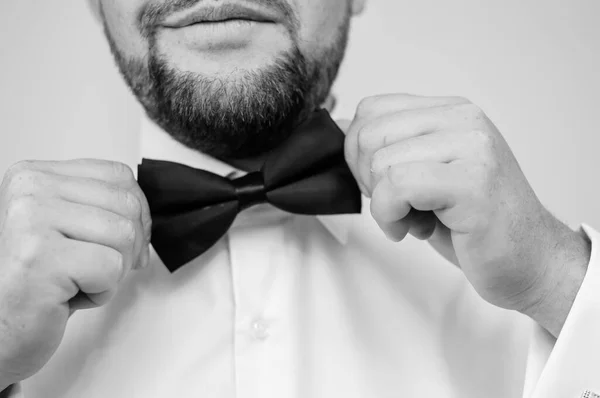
[{"xmin": 138, "ymin": 110, "xmax": 362, "ymax": 272}]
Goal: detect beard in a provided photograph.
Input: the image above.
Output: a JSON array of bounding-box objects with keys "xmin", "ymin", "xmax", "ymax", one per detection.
[{"xmin": 102, "ymin": 6, "xmax": 351, "ymax": 159}]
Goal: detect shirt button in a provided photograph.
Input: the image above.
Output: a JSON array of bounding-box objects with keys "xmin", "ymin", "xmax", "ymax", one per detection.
[{"xmin": 250, "ymin": 319, "xmax": 270, "ymax": 341}]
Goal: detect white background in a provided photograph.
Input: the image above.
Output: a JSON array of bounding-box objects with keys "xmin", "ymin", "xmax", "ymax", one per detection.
[{"xmin": 1, "ymin": 0, "xmax": 599, "ymax": 228}]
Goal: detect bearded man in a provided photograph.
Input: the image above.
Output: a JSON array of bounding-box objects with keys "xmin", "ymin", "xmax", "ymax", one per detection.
[{"xmin": 0, "ymin": 1, "xmax": 598, "ymax": 397}]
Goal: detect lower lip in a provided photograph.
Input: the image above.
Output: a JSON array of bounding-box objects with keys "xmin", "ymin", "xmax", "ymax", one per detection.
[{"xmin": 163, "ymin": 20, "xmax": 276, "ymax": 51}]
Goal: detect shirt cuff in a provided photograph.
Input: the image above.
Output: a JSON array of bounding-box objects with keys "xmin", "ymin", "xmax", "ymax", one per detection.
[
  {"xmin": 0, "ymin": 384, "xmax": 22, "ymax": 398},
  {"xmin": 524, "ymin": 224, "xmax": 600, "ymax": 398}
]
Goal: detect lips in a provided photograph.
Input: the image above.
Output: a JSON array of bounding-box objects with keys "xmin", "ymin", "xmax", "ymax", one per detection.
[{"xmin": 162, "ymin": 3, "xmax": 280, "ymax": 28}]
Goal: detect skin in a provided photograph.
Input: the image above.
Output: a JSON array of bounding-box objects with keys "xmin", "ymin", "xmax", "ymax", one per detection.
[
  {"xmin": 343, "ymin": 94, "xmax": 591, "ymax": 337},
  {"xmin": 0, "ymin": 160, "xmax": 151, "ymax": 388},
  {"xmin": 0, "ymin": 0, "xmax": 591, "ymax": 390}
]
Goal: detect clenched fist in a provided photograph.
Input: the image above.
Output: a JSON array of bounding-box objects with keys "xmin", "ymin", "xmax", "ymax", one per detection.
[
  {"xmin": 0, "ymin": 159, "xmax": 151, "ymax": 389},
  {"xmin": 344, "ymin": 94, "xmax": 590, "ymax": 336}
]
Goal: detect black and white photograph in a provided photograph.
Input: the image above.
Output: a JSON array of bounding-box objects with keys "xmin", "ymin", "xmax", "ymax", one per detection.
[{"xmin": 0, "ymin": 1, "xmax": 599, "ymax": 397}]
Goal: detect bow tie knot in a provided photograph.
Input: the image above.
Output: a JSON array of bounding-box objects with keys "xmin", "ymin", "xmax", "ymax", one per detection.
[{"xmin": 232, "ymin": 172, "xmax": 267, "ymax": 211}]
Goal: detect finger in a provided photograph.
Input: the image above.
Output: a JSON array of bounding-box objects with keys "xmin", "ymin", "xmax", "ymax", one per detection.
[
  {"xmin": 353, "ymin": 104, "xmax": 480, "ymax": 194},
  {"xmin": 375, "ymin": 209, "xmax": 439, "ymax": 242},
  {"xmin": 354, "ymin": 94, "xmax": 470, "ymax": 121},
  {"xmin": 403, "ymin": 210, "xmax": 439, "ymax": 240},
  {"xmin": 49, "ymin": 199, "xmax": 140, "ymax": 274},
  {"xmin": 370, "ymin": 162, "xmax": 463, "ymax": 229},
  {"xmin": 7, "ymin": 160, "xmax": 153, "ymax": 244},
  {"xmin": 13, "ymin": 159, "xmax": 136, "ymax": 185},
  {"xmin": 61, "ymin": 240, "xmax": 123, "ymax": 294},
  {"xmin": 52, "ymin": 176, "xmax": 141, "ymax": 221},
  {"xmin": 345, "ymin": 96, "xmax": 469, "ymax": 186},
  {"xmin": 48, "ymin": 160, "xmax": 152, "ymax": 242},
  {"xmin": 368, "ymin": 130, "xmax": 472, "ymax": 191},
  {"xmin": 54, "ymin": 176, "xmax": 150, "ymax": 268},
  {"xmin": 46, "ymin": 239, "xmax": 123, "ymax": 310},
  {"xmin": 377, "ymin": 218, "xmax": 410, "ymax": 242}
]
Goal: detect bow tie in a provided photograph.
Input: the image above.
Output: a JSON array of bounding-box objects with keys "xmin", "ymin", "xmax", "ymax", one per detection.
[{"xmin": 138, "ymin": 110, "xmax": 362, "ymax": 272}]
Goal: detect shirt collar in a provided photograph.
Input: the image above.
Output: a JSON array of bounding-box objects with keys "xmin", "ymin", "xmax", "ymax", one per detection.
[{"xmin": 139, "ymin": 115, "xmax": 353, "ymax": 245}]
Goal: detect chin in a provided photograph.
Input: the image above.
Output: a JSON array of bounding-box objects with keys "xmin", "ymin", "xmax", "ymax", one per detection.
[{"xmin": 156, "ymin": 35, "xmax": 291, "ymax": 78}]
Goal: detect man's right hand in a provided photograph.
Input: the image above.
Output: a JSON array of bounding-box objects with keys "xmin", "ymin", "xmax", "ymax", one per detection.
[{"xmin": 0, "ymin": 159, "xmax": 151, "ymax": 389}]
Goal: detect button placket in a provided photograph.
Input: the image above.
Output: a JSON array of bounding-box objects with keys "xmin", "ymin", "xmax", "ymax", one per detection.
[{"xmin": 229, "ymin": 220, "xmax": 287, "ymax": 398}]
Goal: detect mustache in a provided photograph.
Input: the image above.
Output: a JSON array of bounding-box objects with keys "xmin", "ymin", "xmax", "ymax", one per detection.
[{"xmin": 137, "ymin": 0, "xmax": 298, "ymax": 38}]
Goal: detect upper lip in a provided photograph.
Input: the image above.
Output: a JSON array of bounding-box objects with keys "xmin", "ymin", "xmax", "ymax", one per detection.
[{"xmin": 162, "ymin": 3, "xmax": 280, "ymax": 28}]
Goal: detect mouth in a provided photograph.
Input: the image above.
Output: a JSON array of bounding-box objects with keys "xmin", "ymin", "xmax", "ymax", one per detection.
[{"xmin": 162, "ymin": 3, "xmax": 280, "ymax": 28}]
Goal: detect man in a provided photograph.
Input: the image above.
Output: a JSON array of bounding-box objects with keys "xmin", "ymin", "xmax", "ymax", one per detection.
[{"xmin": 0, "ymin": 0, "xmax": 598, "ymax": 397}]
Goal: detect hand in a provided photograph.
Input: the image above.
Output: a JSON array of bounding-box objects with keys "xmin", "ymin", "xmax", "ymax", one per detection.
[
  {"xmin": 0, "ymin": 159, "xmax": 151, "ymax": 388},
  {"xmin": 344, "ymin": 94, "xmax": 591, "ymax": 336}
]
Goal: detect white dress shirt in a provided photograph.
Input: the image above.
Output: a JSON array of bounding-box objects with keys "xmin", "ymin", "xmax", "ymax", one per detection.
[{"xmin": 14, "ymin": 115, "xmax": 600, "ymax": 398}]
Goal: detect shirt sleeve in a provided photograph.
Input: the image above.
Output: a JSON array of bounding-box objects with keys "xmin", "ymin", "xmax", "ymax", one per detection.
[
  {"xmin": 524, "ymin": 224, "xmax": 600, "ymax": 398},
  {"xmin": 0, "ymin": 384, "xmax": 22, "ymax": 398}
]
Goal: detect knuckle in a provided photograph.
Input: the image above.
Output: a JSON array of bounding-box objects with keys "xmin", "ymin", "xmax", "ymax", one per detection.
[
  {"xmin": 5, "ymin": 195, "xmax": 38, "ymax": 223},
  {"xmin": 356, "ymin": 96, "xmax": 381, "ymax": 118},
  {"xmin": 451, "ymin": 96, "xmax": 471, "ymax": 105},
  {"xmin": 387, "ymin": 163, "xmax": 421, "ymax": 191},
  {"xmin": 370, "ymin": 149, "xmax": 388, "ymax": 175},
  {"xmin": 110, "ymin": 161, "xmax": 134, "ymax": 181},
  {"xmin": 12, "ymin": 234, "xmax": 44, "ymax": 270},
  {"xmin": 471, "ymin": 129, "xmax": 496, "ymax": 154},
  {"xmin": 356, "ymin": 124, "xmax": 378, "ymax": 153},
  {"xmin": 6, "ymin": 160, "xmax": 33, "ymax": 177},
  {"xmin": 4, "ymin": 168, "xmax": 41, "ymax": 194},
  {"xmin": 386, "ymin": 165, "xmax": 407, "ymax": 189},
  {"xmin": 117, "ymin": 218, "xmax": 137, "ymax": 244},
  {"xmin": 387, "ymin": 163, "xmax": 406, "ymax": 181},
  {"xmin": 122, "ymin": 190, "xmax": 142, "ymax": 218},
  {"xmin": 459, "ymin": 103, "xmax": 485, "ymax": 119}
]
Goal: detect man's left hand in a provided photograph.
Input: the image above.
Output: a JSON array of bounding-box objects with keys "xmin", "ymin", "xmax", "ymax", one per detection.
[{"xmin": 344, "ymin": 94, "xmax": 591, "ymax": 336}]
